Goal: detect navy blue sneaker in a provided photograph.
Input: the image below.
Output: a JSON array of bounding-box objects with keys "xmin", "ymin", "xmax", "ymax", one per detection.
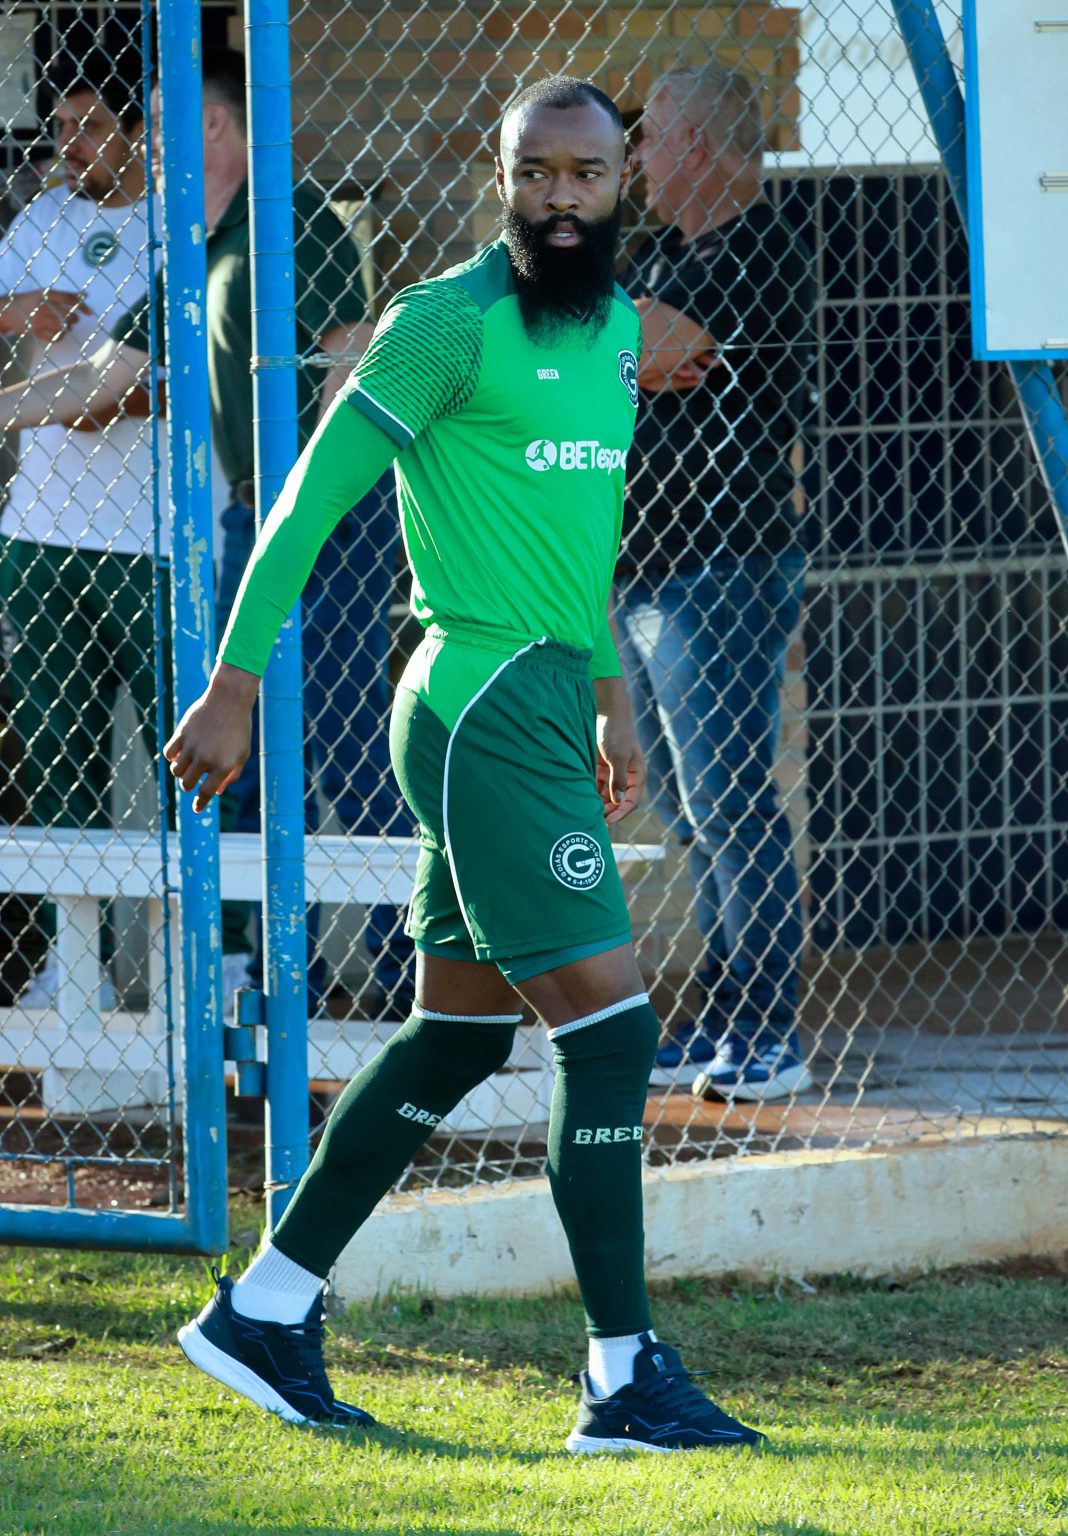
[
  {"xmin": 692, "ymin": 1031, "xmax": 813, "ymax": 1103},
  {"xmin": 566, "ymin": 1334, "xmax": 765, "ymax": 1453},
  {"xmin": 648, "ymin": 1021, "xmax": 718, "ymax": 1088},
  {"xmin": 177, "ymin": 1268, "xmax": 375, "ymax": 1427}
]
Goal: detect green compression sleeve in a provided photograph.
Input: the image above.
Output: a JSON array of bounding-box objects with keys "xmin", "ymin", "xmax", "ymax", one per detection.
[{"xmin": 218, "ymin": 397, "xmax": 399, "ymax": 677}]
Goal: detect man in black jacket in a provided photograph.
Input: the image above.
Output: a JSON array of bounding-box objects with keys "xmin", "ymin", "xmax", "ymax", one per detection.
[{"xmin": 619, "ymin": 63, "xmax": 816, "ymax": 1101}]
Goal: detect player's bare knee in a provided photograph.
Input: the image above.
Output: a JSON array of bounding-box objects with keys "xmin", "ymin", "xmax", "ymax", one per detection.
[{"xmin": 516, "ymin": 942, "xmax": 645, "ymax": 1030}]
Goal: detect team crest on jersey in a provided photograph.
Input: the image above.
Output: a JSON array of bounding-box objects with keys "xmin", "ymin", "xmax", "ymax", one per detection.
[
  {"xmin": 81, "ymin": 230, "xmax": 119, "ymax": 268},
  {"xmin": 550, "ymin": 832, "xmax": 605, "ymax": 890},
  {"xmin": 618, "ymin": 349, "xmax": 639, "ymax": 407}
]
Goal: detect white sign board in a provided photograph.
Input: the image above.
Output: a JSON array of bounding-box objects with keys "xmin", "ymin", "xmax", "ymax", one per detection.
[
  {"xmin": 964, "ymin": 1, "xmax": 1068, "ymax": 359},
  {"xmin": 0, "ymin": 11, "xmax": 37, "ymax": 132}
]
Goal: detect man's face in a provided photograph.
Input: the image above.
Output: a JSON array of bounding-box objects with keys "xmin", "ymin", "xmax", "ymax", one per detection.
[
  {"xmin": 634, "ymin": 93, "xmax": 695, "ymax": 224},
  {"xmin": 55, "ymin": 90, "xmax": 138, "ymax": 201},
  {"xmin": 497, "ymin": 100, "xmax": 630, "ymax": 249},
  {"xmin": 496, "ymin": 101, "xmax": 631, "ymax": 342},
  {"xmin": 151, "ymin": 86, "xmax": 241, "ymax": 196}
]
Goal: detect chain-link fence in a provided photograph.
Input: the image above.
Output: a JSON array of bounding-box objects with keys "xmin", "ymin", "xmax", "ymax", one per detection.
[
  {"xmin": 1, "ymin": 2, "xmax": 1066, "ymax": 1228},
  {"xmin": 275, "ymin": 0, "xmax": 1067, "ymax": 1191},
  {"xmin": 0, "ymin": 6, "xmax": 187, "ymax": 1216}
]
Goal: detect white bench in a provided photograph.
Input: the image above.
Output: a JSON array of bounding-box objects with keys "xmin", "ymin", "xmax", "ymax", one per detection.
[{"xmin": 0, "ymin": 827, "xmax": 662, "ymax": 1125}]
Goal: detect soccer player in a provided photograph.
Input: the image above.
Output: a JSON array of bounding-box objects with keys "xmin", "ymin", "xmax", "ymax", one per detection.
[{"xmin": 166, "ymin": 77, "xmax": 764, "ymax": 1455}]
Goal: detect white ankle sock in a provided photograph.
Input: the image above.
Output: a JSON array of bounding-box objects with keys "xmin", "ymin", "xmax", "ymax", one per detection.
[
  {"xmin": 587, "ymin": 1329, "xmax": 657, "ymax": 1398},
  {"xmin": 230, "ymin": 1241, "xmax": 325, "ymax": 1325}
]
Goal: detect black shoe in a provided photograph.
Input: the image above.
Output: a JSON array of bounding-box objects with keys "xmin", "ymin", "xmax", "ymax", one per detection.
[
  {"xmin": 177, "ymin": 1268, "xmax": 375, "ymax": 1427},
  {"xmin": 566, "ymin": 1334, "xmax": 765, "ymax": 1453}
]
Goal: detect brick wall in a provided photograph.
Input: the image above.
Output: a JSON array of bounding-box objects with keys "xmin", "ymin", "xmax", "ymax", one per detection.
[{"xmin": 231, "ymin": 2, "xmax": 800, "ymax": 301}]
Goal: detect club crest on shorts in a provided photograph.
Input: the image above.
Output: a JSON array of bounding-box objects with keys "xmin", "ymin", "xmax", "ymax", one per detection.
[
  {"xmin": 550, "ymin": 832, "xmax": 606, "ymax": 890},
  {"xmin": 618, "ymin": 349, "xmax": 639, "ymax": 407}
]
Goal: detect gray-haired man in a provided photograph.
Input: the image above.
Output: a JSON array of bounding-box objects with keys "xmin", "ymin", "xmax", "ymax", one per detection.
[{"xmin": 617, "ymin": 64, "xmax": 817, "ymax": 1101}]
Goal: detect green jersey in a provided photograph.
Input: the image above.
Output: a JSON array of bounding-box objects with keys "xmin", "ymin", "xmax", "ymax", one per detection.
[{"xmin": 219, "ymin": 240, "xmax": 642, "ymax": 708}]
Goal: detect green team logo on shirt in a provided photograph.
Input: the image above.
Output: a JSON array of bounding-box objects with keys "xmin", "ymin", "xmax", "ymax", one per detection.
[
  {"xmin": 618, "ymin": 349, "xmax": 639, "ymax": 407},
  {"xmin": 550, "ymin": 832, "xmax": 605, "ymax": 890},
  {"xmin": 81, "ymin": 230, "xmax": 120, "ymax": 268}
]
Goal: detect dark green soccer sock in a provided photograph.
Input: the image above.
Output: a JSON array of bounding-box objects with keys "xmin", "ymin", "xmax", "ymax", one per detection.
[
  {"xmin": 271, "ymin": 1007, "xmax": 519, "ymax": 1276},
  {"xmin": 546, "ymin": 997, "xmax": 660, "ymax": 1338}
]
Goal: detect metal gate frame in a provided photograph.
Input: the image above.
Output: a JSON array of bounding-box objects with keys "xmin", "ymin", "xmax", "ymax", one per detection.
[
  {"xmin": 0, "ymin": 0, "xmax": 227, "ymax": 1253},
  {"xmin": 894, "ymin": 0, "xmax": 1068, "ymax": 551}
]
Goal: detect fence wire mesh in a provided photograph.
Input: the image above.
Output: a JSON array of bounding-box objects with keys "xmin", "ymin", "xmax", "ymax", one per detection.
[{"xmin": 1, "ymin": 2, "xmax": 1066, "ymax": 1221}]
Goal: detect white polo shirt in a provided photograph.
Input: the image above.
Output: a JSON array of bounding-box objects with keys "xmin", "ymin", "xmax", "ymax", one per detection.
[{"xmin": 0, "ymin": 182, "xmax": 164, "ymax": 556}]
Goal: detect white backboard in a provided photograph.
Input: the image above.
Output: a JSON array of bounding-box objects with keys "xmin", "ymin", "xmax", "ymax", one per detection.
[{"xmin": 964, "ymin": 1, "xmax": 1068, "ymax": 359}]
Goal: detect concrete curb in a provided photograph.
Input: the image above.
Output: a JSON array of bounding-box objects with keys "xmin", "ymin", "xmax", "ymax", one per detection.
[{"xmin": 332, "ymin": 1130, "xmax": 1068, "ymax": 1302}]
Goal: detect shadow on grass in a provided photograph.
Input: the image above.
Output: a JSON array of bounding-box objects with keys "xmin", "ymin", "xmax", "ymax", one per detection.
[
  {"xmin": 3, "ymin": 1247, "xmax": 1068, "ymax": 1403},
  {"xmin": 304, "ymin": 1420, "xmax": 572, "ymax": 1465},
  {"xmin": 784, "ymin": 1430, "xmax": 1068, "ymax": 1462},
  {"xmin": 754, "ymin": 1527, "xmax": 837, "ymax": 1536},
  {"xmin": 3, "ymin": 1442, "xmax": 533, "ymax": 1536}
]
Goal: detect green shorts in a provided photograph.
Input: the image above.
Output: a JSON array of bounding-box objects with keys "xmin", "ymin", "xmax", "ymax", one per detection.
[{"xmin": 389, "ymin": 629, "xmax": 631, "ymax": 984}]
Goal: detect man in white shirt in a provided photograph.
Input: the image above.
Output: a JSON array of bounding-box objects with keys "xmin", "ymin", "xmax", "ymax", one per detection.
[{"xmin": 0, "ymin": 54, "xmax": 163, "ymax": 1006}]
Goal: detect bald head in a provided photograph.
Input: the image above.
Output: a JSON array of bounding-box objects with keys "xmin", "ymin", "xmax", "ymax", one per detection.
[{"xmin": 501, "ymin": 76, "xmax": 624, "ymax": 160}]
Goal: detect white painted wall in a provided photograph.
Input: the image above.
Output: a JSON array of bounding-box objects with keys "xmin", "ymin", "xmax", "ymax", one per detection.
[
  {"xmin": 332, "ymin": 1132, "xmax": 1068, "ymax": 1303},
  {"xmin": 778, "ymin": 0, "xmax": 964, "ymax": 169}
]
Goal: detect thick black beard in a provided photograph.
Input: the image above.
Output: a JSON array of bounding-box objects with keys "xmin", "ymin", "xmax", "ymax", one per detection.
[{"xmin": 501, "ymin": 200, "xmax": 622, "ymax": 346}]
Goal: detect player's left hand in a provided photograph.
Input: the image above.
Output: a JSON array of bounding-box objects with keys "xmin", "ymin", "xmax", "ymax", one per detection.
[{"xmin": 596, "ymin": 713, "xmax": 646, "ymax": 825}]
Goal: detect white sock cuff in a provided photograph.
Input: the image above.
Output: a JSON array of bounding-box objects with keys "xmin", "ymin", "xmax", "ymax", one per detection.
[
  {"xmin": 547, "ymin": 993, "xmax": 649, "ymax": 1042},
  {"xmin": 593, "ymin": 1330, "xmax": 656, "ymax": 1350},
  {"xmin": 412, "ymin": 1004, "xmax": 523, "ymax": 1024},
  {"xmin": 237, "ymin": 1241, "xmax": 324, "ymax": 1296},
  {"xmin": 587, "ymin": 1329, "xmax": 657, "ymax": 1397}
]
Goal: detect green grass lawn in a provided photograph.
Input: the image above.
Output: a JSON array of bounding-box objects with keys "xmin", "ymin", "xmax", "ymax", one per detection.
[{"xmin": 1, "ymin": 1212, "xmax": 1066, "ymax": 1536}]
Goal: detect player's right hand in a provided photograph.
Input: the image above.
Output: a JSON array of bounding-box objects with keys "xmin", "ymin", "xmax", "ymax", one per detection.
[{"xmin": 164, "ymin": 665, "xmax": 258, "ymax": 815}]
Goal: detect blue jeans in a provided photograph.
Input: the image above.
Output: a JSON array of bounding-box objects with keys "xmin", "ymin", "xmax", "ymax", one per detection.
[
  {"xmin": 217, "ymin": 475, "xmax": 414, "ymax": 991},
  {"xmin": 616, "ymin": 551, "xmax": 806, "ymax": 1043}
]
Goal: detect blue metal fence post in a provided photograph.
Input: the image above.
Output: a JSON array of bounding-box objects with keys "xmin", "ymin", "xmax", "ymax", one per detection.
[
  {"xmin": 893, "ymin": 0, "xmax": 1068, "ymax": 556},
  {"xmin": 244, "ymin": 0, "xmax": 310, "ymax": 1230},
  {"xmin": 159, "ymin": 4, "xmax": 228, "ymax": 1252}
]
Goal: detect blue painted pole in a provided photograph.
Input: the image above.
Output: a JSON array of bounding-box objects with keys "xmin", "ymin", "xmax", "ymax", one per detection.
[
  {"xmin": 892, "ymin": 0, "xmax": 1068, "ymax": 555},
  {"xmin": 158, "ymin": 2, "xmax": 228, "ymax": 1253},
  {"xmin": 244, "ymin": 0, "xmax": 310, "ymax": 1230}
]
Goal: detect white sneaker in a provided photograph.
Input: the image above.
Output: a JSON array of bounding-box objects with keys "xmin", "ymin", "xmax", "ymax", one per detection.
[
  {"xmin": 19, "ymin": 957, "xmax": 119, "ymax": 1011},
  {"xmin": 220, "ymin": 952, "xmax": 254, "ymax": 1024}
]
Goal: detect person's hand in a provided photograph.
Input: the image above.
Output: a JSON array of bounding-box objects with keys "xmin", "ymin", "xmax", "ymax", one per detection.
[
  {"xmin": 163, "ymin": 663, "xmax": 258, "ymax": 814},
  {"xmin": 635, "ymin": 296, "xmax": 720, "ymax": 394},
  {"xmin": 2, "ymin": 288, "xmax": 92, "ymax": 342},
  {"xmin": 595, "ymin": 684, "xmax": 646, "ymax": 825}
]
